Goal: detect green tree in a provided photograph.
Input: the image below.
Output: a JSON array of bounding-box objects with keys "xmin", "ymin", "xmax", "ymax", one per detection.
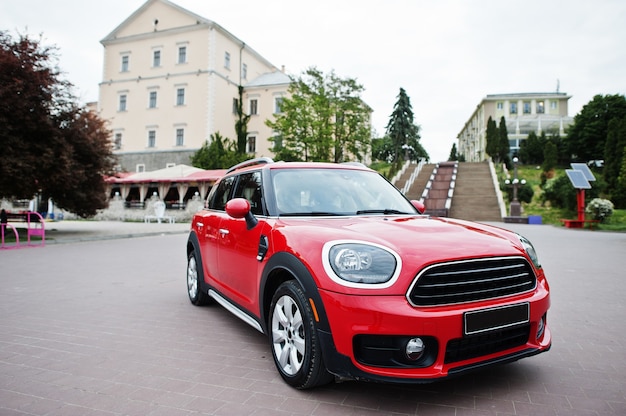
[
  {"xmin": 566, "ymin": 94, "xmax": 626, "ymax": 162},
  {"xmin": 371, "ymin": 136, "xmax": 395, "ymax": 162},
  {"xmin": 266, "ymin": 67, "xmax": 371, "ymax": 163},
  {"xmin": 604, "ymin": 115, "xmax": 626, "ymax": 191},
  {"xmin": 385, "ymin": 88, "xmax": 429, "ymax": 163},
  {"xmin": 542, "ymin": 140, "xmax": 558, "ymax": 172},
  {"xmin": 485, "ymin": 116, "xmax": 499, "ymax": 159},
  {"xmin": 191, "ymin": 132, "xmax": 248, "ymax": 169},
  {"xmin": 448, "ymin": 143, "xmax": 459, "ymax": 161},
  {"xmin": 0, "ymin": 31, "xmax": 116, "ymax": 217},
  {"xmin": 519, "ymin": 131, "xmax": 546, "ymax": 165},
  {"xmin": 498, "ymin": 116, "xmax": 511, "ymax": 166},
  {"xmin": 612, "ymin": 146, "xmax": 626, "ymax": 208}
]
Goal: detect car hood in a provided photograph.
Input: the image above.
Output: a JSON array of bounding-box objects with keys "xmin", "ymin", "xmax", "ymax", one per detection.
[{"xmin": 275, "ymin": 215, "xmax": 525, "ymax": 269}]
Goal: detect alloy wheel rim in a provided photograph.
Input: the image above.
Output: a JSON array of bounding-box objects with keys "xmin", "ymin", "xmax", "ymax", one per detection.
[
  {"xmin": 272, "ymin": 295, "xmax": 305, "ymax": 375},
  {"xmin": 187, "ymin": 256, "xmax": 198, "ymax": 299}
]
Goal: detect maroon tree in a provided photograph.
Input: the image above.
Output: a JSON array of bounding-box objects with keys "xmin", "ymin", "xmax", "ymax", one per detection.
[{"xmin": 0, "ymin": 31, "xmax": 116, "ymax": 217}]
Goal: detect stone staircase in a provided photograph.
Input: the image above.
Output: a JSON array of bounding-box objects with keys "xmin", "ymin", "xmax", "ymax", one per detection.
[
  {"xmin": 399, "ymin": 161, "xmax": 502, "ymax": 222},
  {"xmin": 449, "ymin": 162, "xmax": 502, "ymax": 222},
  {"xmin": 423, "ymin": 162, "xmax": 457, "ymax": 216},
  {"xmin": 404, "ymin": 163, "xmax": 435, "ymax": 200}
]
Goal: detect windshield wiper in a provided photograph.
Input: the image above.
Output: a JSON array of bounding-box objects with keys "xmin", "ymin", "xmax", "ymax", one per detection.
[
  {"xmin": 279, "ymin": 212, "xmax": 344, "ymax": 217},
  {"xmin": 355, "ymin": 209, "xmax": 411, "ymax": 215}
]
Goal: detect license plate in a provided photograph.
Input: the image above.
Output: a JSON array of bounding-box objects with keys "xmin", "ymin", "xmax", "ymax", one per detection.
[{"xmin": 464, "ymin": 303, "xmax": 529, "ymax": 336}]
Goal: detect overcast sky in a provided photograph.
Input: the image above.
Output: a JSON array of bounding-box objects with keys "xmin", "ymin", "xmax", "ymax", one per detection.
[{"xmin": 2, "ymin": 0, "xmax": 625, "ymax": 162}]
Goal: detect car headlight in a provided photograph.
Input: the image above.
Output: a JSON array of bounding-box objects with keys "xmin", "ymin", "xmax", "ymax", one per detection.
[
  {"xmin": 518, "ymin": 234, "xmax": 541, "ymax": 268},
  {"xmin": 323, "ymin": 241, "xmax": 401, "ymax": 288}
]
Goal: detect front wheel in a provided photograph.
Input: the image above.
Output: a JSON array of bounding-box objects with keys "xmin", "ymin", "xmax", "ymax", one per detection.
[{"xmin": 269, "ymin": 280, "xmax": 333, "ymax": 389}]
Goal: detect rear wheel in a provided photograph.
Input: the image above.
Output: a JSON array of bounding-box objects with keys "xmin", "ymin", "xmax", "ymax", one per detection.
[
  {"xmin": 187, "ymin": 249, "xmax": 210, "ymax": 306},
  {"xmin": 269, "ymin": 280, "xmax": 333, "ymax": 389}
]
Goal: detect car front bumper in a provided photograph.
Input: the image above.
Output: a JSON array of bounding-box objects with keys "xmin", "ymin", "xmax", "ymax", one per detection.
[{"xmin": 317, "ymin": 287, "xmax": 551, "ymax": 382}]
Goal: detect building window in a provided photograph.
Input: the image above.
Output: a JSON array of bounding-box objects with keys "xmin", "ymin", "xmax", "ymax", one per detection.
[
  {"xmin": 537, "ymin": 101, "xmax": 545, "ymax": 114},
  {"xmin": 121, "ymin": 55, "xmax": 129, "ymax": 72},
  {"xmin": 523, "ymin": 101, "xmax": 531, "ymax": 114},
  {"xmin": 242, "ymin": 63, "xmax": 247, "ymax": 79},
  {"xmin": 496, "ymin": 102, "xmax": 503, "ymax": 110},
  {"xmin": 149, "ymin": 91, "xmax": 157, "ymax": 108},
  {"xmin": 136, "ymin": 164, "xmax": 145, "ymax": 173},
  {"xmin": 510, "ymin": 102, "xmax": 517, "ymax": 114},
  {"xmin": 550, "ymin": 101, "xmax": 557, "ymax": 110},
  {"xmin": 249, "ymin": 99, "xmax": 258, "ymax": 115},
  {"xmin": 176, "ymin": 88, "xmax": 185, "ymax": 106},
  {"xmin": 148, "ymin": 130, "xmax": 156, "ymax": 148},
  {"xmin": 114, "ymin": 133, "xmax": 122, "ymax": 150},
  {"xmin": 224, "ymin": 51, "xmax": 230, "ymax": 69},
  {"xmin": 118, "ymin": 94, "xmax": 127, "ymax": 111},
  {"xmin": 274, "ymin": 97, "xmax": 284, "ymax": 114},
  {"xmin": 232, "ymin": 98, "xmax": 238, "ymax": 114},
  {"xmin": 176, "ymin": 128, "xmax": 184, "ymax": 146},
  {"xmin": 153, "ymin": 50, "xmax": 161, "ymax": 67},
  {"xmin": 246, "ymin": 136, "xmax": 256, "ymax": 153},
  {"xmin": 178, "ymin": 46, "xmax": 187, "ymax": 64}
]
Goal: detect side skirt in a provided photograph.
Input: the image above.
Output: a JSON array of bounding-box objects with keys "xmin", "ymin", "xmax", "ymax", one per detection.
[{"xmin": 208, "ymin": 289, "xmax": 264, "ymax": 333}]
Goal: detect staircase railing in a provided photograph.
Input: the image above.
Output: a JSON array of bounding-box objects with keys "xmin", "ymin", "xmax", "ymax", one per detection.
[
  {"xmin": 401, "ymin": 159, "xmax": 426, "ymax": 194},
  {"xmin": 390, "ymin": 160, "xmax": 411, "ymax": 185},
  {"xmin": 489, "ymin": 159, "xmax": 508, "ymax": 219}
]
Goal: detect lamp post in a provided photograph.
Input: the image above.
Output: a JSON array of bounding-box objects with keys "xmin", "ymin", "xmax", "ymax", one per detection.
[
  {"xmin": 505, "ymin": 157, "xmax": 526, "ymax": 217},
  {"xmin": 401, "ymin": 144, "xmax": 413, "ymax": 161}
]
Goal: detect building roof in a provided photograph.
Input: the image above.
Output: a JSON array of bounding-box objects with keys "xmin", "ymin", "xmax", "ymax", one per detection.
[
  {"xmin": 245, "ymin": 70, "xmax": 292, "ymax": 88},
  {"xmin": 484, "ymin": 92, "xmax": 572, "ymax": 100},
  {"xmin": 106, "ymin": 164, "xmax": 226, "ymax": 184},
  {"xmin": 100, "ymin": 0, "xmax": 276, "ymax": 70}
]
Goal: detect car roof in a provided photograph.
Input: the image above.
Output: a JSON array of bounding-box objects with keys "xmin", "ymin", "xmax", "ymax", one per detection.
[{"xmin": 225, "ymin": 158, "xmax": 372, "ymax": 175}]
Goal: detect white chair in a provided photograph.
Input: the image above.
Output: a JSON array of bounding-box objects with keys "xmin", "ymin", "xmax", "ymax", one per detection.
[{"xmin": 144, "ymin": 201, "xmax": 175, "ymax": 223}]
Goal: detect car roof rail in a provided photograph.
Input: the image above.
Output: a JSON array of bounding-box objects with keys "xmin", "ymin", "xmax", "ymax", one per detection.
[
  {"xmin": 341, "ymin": 161, "xmax": 368, "ymax": 168},
  {"xmin": 226, "ymin": 157, "xmax": 275, "ymax": 173}
]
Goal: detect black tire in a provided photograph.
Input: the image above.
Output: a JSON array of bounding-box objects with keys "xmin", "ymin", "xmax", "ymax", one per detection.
[
  {"xmin": 187, "ymin": 249, "xmax": 211, "ymax": 306},
  {"xmin": 269, "ymin": 280, "xmax": 334, "ymax": 389}
]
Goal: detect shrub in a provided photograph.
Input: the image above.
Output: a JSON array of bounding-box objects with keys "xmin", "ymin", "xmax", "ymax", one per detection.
[{"xmin": 585, "ymin": 198, "xmax": 614, "ymax": 222}]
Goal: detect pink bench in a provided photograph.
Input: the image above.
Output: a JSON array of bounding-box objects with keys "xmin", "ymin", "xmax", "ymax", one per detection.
[{"xmin": 1, "ymin": 211, "xmax": 46, "ymax": 249}]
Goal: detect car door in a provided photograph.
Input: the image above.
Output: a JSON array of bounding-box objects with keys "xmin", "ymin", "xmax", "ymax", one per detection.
[
  {"xmin": 197, "ymin": 175, "xmax": 235, "ymax": 285},
  {"xmin": 216, "ymin": 171, "xmax": 267, "ymax": 315}
]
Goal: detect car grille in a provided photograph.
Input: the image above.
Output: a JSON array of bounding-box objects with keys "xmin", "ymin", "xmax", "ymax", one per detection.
[
  {"xmin": 445, "ymin": 324, "xmax": 530, "ymax": 363},
  {"xmin": 407, "ymin": 257, "xmax": 536, "ymax": 307}
]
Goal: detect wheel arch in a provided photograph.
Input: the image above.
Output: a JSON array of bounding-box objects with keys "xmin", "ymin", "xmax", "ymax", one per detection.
[
  {"xmin": 259, "ymin": 252, "xmax": 331, "ymax": 335},
  {"xmin": 186, "ymin": 232, "xmax": 208, "ymax": 293}
]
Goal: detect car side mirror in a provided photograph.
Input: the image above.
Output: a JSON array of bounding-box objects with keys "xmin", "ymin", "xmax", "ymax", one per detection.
[
  {"xmin": 411, "ymin": 200, "xmax": 425, "ymax": 214},
  {"xmin": 225, "ymin": 198, "xmax": 258, "ymax": 229}
]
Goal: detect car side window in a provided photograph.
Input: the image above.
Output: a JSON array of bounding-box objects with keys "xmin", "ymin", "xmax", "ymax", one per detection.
[
  {"xmin": 209, "ymin": 176, "xmax": 235, "ymax": 211},
  {"xmin": 233, "ymin": 171, "xmax": 264, "ymax": 215}
]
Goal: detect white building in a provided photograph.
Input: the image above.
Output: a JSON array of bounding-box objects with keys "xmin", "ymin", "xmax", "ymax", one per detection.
[
  {"xmin": 98, "ymin": 0, "xmax": 290, "ymax": 172},
  {"xmin": 457, "ymin": 92, "xmax": 573, "ymax": 162}
]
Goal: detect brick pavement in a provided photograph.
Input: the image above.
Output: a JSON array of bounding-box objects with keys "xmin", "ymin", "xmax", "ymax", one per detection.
[{"xmin": 0, "ymin": 222, "xmax": 625, "ymax": 415}]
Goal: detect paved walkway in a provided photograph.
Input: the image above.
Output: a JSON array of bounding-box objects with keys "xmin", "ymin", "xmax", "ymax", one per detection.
[
  {"xmin": 1, "ymin": 221, "xmax": 625, "ymax": 415},
  {"xmin": 43, "ymin": 220, "xmax": 191, "ymax": 244}
]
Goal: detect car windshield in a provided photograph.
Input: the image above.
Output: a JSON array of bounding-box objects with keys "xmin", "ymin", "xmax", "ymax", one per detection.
[{"xmin": 271, "ymin": 168, "xmax": 417, "ymax": 216}]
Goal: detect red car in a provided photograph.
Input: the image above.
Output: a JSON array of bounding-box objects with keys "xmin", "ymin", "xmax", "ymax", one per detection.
[{"xmin": 186, "ymin": 158, "xmax": 551, "ymax": 389}]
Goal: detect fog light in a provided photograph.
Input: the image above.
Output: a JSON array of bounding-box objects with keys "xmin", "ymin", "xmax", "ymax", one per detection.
[
  {"xmin": 536, "ymin": 314, "xmax": 546, "ymax": 339},
  {"xmin": 405, "ymin": 337, "xmax": 425, "ymax": 361}
]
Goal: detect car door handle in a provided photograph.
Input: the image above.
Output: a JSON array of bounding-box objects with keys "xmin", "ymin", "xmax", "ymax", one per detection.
[{"xmin": 219, "ymin": 228, "xmax": 229, "ymax": 236}]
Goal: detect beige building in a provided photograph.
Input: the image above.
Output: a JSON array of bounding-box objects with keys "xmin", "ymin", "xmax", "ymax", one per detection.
[
  {"xmin": 457, "ymin": 92, "xmax": 573, "ymax": 162},
  {"xmin": 98, "ymin": 0, "xmax": 289, "ymax": 172}
]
